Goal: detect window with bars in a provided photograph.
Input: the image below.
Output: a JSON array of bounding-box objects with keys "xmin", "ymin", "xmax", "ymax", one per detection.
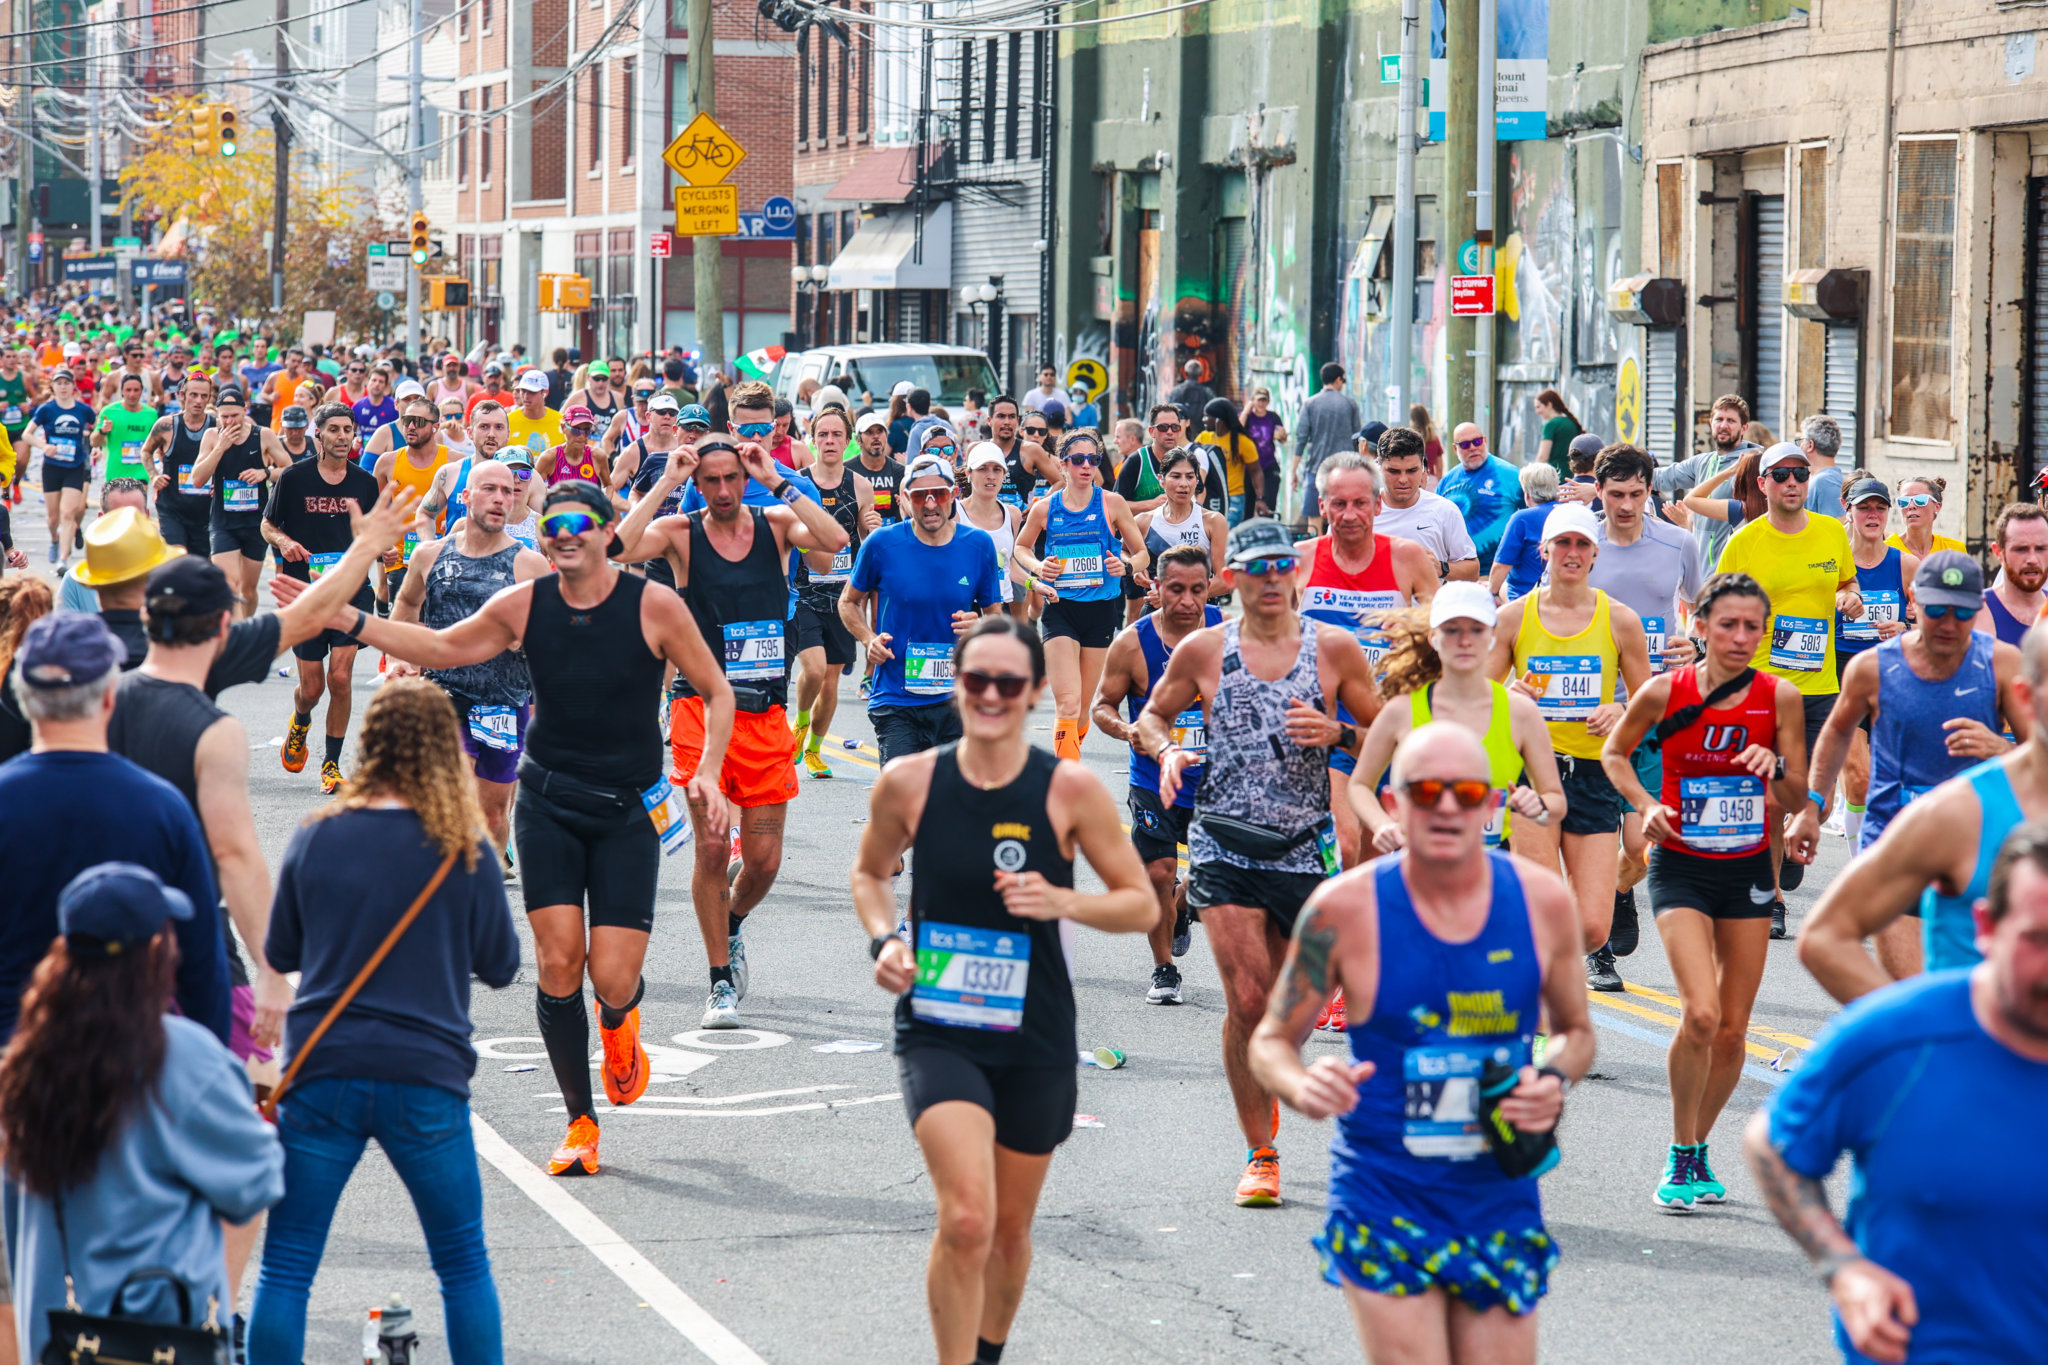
[
  {"xmin": 797, "ymin": 31, "xmax": 810, "ymax": 144},
  {"xmin": 1890, "ymin": 137, "xmax": 1958, "ymax": 442},
  {"xmin": 817, "ymin": 28, "xmax": 831, "ymax": 143},
  {"xmin": 586, "ymin": 68, "xmax": 604, "ymax": 171},
  {"xmin": 838, "ymin": 33, "xmax": 850, "ymax": 137},
  {"xmin": 857, "ymin": 16, "xmax": 869, "ymax": 136},
  {"xmin": 479, "ymin": 87, "xmax": 494, "ymax": 186}
]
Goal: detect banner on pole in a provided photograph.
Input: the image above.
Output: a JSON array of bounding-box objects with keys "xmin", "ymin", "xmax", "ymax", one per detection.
[{"xmin": 1428, "ymin": 0, "xmax": 1548, "ymax": 143}]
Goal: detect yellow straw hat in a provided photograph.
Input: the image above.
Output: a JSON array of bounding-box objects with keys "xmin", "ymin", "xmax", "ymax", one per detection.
[{"xmin": 71, "ymin": 506, "xmax": 183, "ymax": 587}]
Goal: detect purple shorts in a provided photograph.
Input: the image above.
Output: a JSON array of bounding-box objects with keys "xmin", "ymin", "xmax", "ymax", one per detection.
[
  {"xmin": 230, "ymin": 984, "xmax": 275, "ymax": 1064},
  {"xmin": 456, "ymin": 699, "xmax": 531, "ymax": 784}
]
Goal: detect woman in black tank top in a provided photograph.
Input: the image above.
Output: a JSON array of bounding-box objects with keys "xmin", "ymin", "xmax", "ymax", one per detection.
[
  {"xmin": 850, "ymin": 617, "xmax": 1155, "ymax": 1365},
  {"xmin": 524, "ymin": 570, "xmax": 668, "ymax": 792}
]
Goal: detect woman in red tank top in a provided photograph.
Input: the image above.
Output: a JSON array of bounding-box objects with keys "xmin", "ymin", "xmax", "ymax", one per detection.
[{"xmin": 1599, "ymin": 571, "xmax": 1809, "ymax": 1213}]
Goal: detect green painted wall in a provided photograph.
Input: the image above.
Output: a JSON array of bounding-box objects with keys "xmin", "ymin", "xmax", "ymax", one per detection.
[{"xmin": 1647, "ymin": 0, "xmax": 1796, "ymax": 46}]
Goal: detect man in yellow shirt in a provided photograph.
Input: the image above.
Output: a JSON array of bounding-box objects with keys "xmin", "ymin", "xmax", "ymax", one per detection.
[
  {"xmin": 1715, "ymin": 440, "xmax": 1861, "ymax": 930},
  {"xmin": 507, "ymin": 370, "xmax": 565, "ymax": 459}
]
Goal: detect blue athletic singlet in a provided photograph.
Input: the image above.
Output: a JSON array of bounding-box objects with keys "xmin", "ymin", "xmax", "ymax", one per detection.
[
  {"xmin": 1331, "ymin": 851, "xmax": 1541, "ymax": 1231},
  {"xmin": 1838, "ymin": 547, "xmax": 1905, "ymax": 664},
  {"xmin": 1982, "ymin": 590, "xmax": 2033, "ymax": 647},
  {"xmin": 1864, "ymin": 634, "xmax": 2000, "ymax": 849},
  {"xmin": 1919, "ymin": 758, "xmax": 2025, "ymax": 970},
  {"xmin": 1126, "ymin": 607, "xmax": 1222, "ymax": 807},
  {"xmin": 1043, "ymin": 484, "xmax": 1119, "ymax": 603}
]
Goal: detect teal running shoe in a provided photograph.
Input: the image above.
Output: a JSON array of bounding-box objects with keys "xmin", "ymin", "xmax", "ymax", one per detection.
[
  {"xmin": 1654, "ymin": 1144, "xmax": 1697, "ymax": 1213},
  {"xmin": 1691, "ymin": 1143, "xmax": 1727, "ymax": 1203}
]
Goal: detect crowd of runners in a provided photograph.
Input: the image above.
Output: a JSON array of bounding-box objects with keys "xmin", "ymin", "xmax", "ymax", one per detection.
[{"xmin": 2, "ymin": 316, "xmax": 2044, "ymax": 1365}]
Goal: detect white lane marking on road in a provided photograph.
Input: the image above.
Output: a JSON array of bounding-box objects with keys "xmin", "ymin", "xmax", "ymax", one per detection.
[
  {"xmin": 552, "ymin": 1093, "xmax": 901, "ymax": 1118},
  {"xmin": 469, "ymin": 1113, "xmax": 770, "ymax": 1365},
  {"xmin": 669, "ymin": 1028, "xmax": 791, "ymax": 1051}
]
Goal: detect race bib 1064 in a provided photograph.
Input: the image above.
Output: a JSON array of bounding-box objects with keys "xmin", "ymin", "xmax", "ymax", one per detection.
[
  {"xmin": 911, "ymin": 921, "xmax": 1029, "ymax": 1031},
  {"xmin": 221, "ymin": 477, "xmax": 262, "ymax": 511}
]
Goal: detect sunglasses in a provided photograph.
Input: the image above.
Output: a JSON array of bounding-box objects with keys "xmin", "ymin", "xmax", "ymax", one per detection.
[
  {"xmin": 1024, "ymin": 427, "xmax": 1049, "ymax": 439},
  {"xmin": 1897, "ymin": 493, "xmax": 1937, "ymax": 508},
  {"xmin": 1922, "ymin": 603, "xmax": 1978, "ymax": 621},
  {"xmin": 509, "ymin": 467, "xmax": 535, "ymax": 480},
  {"xmin": 439, "ymin": 411, "xmax": 464, "ymax": 421},
  {"xmin": 926, "ymin": 444, "xmax": 957, "ymax": 457},
  {"xmin": 1152, "ymin": 421, "xmax": 1183, "ymax": 432},
  {"xmin": 1064, "ymin": 453, "xmax": 1101, "ymax": 466},
  {"xmin": 1402, "ymin": 778, "xmax": 1494, "ymax": 810},
  {"xmin": 907, "ymin": 485, "xmax": 955, "ymax": 504},
  {"xmin": 735, "ymin": 422, "xmax": 774, "ymax": 439},
  {"xmin": 400, "ymin": 416, "xmax": 436, "ymax": 428},
  {"xmin": 1766, "ymin": 466, "xmax": 1811, "ymax": 484},
  {"xmin": 634, "ymin": 389, "xmax": 656, "ymax": 400},
  {"xmin": 540, "ymin": 508, "xmax": 606, "ymax": 538},
  {"xmin": 959, "ymin": 669, "xmax": 1029, "ymax": 699},
  {"xmin": 1234, "ymin": 556, "xmax": 1298, "ymax": 576},
  {"xmin": 1455, "ymin": 436, "xmax": 1486, "ymax": 450},
  {"xmin": 681, "ymin": 422, "xmax": 711, "ymax": 434}
]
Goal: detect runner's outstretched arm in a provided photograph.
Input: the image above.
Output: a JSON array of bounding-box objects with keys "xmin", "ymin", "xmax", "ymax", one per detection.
[{"xmin": 1797, "ymin": 803, "xmax": 1961, "ymax": 1004}]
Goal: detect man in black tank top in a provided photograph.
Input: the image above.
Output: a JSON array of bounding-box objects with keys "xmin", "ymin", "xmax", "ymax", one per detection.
[
  {"xmin": 615, "ymin": 437, "xmax": 849, "ymax": 1030},
  {"xmin": 338, "ymin": 478, "xmax": 738, "ymax": 1179},
  {"xmin": 850, "ymin": 616, "xmax": 1155, "ymax": 1365},
  {"xmin": 188, "ymin": 387, "xmax": 291, "ymax": 618},
  {"xmin": 789, "ymin": 407, "xmax": 880, "ymax": 777},
  {"xmin": 144, "ymin": 373, "xmax": 217, "ymax": 551},
  {"xmin": 853, "ymin": 413, "xmax": 907, "ymax": 523},
  {"xmin": 391, "ymin": 458, "xmax": 551, "ymax": 859},
  {"xmin": 987, "ymin": 395, "xmax": 1060, "ymax": 511}
]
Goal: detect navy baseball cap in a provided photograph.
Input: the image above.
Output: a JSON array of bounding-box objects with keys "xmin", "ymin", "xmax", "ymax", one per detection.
[
  {"xmin": 16, "ymin": 614, "xmax": 123, "ymax": 689},
  {"xmin": 59, "ymin": 863, "xmax": 193, "ymax": 957},
  {"xmin": 1568, "ymin": 432, "xmax": 1606, "ymax": 458},
  {"xmin": 1914, "ymin": 551, "xmax": 1985, "ymax": 612},
  {"xmin": 1356, "ymin": 421, "xmax": 1390, "ymax": 448},
  {"xmin": 1844, "ymin": 476, "xmax": 1892, "ymax": 507},
  {"xmin": 146, "ymin": 555, "xmax": 238, "ymax": 624}
]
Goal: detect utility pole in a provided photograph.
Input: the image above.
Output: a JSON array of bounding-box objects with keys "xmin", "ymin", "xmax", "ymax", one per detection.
[
  {"xmin": 1389, "ymin": 0, "xmax": 1420, "ymax": 426},
  {"xmin": 405, "ymin": 0, "xmax": 424, "ymax": 365},
  {"xmin": 271, "ymin": 0, "xmax": 290, "ymax": 314},
  {"xmin": 87, "ymin": 23, "xmax": 101, "ymax": 253},
  {"xmin": 1472, "ymin": 0, "xmax": 1495, "ymax": 438},
  {"xmin": 687, "ymin": 0, "xmax": 725, "ymax": 374},
  {"xmin": 14, "ymin": 0, "xmax": 30, "ymax": 292},
  {"xmin": 1444, "ymin": 0, "xmax": 1476, "ymax": 428}
]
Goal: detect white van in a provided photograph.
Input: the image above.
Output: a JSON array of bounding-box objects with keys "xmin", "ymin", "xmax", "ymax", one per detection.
[{"xmin": 771, "ymin": 344, "xmax": 999, "ymax": 417}]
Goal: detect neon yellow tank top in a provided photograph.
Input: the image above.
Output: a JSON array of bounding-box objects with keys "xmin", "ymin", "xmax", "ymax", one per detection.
[
  {"xmin": 1512, "ymin": 588, "xmax": 1618, "ymax": 761},
  {"xmin": 1409, "ymin": 680, "xmax": 1525, "ymax": 846}
]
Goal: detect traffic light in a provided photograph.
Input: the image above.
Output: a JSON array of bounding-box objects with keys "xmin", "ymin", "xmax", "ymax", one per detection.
[
  {"xmin": 409, "ymin": 212, "xmax": 430, "ymax": 266},
  {"xmin": 427, "ymin": 278, "xmax": 470, "ymax": 310},
  {"xmin": 215, "ymin": 104, "xmax": 237, "ymax": 158}
]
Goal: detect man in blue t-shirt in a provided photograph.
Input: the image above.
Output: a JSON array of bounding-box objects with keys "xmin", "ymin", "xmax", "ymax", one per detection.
[
  {"xmin": 349, "ymin": 367, "xmax": 399, "ymax": 438},
  {"xmin": 0, "ymin": 614, "xmax": 230, "ymax": 1045},
  {"xmin": 1436, "ymin": 422, "xmax": 1524, "ymax": 573},
  {"xmin": 1747, "ymin": 819, "xmax": 2048, "ymax": 1365},
  {"xmin": 840, "ymin": 453, "xmax": 1004, "ymax": 763}
]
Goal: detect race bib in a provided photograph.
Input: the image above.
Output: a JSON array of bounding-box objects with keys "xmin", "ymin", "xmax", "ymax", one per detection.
[
  {"xmin": 1480, "ymin": 789, "xmax": 1509, "ymax": 848},
  {"xmin": 911, "ymin": 921, "xmax": 1029, "ymax": 1031},
  {"xmin": 1171, "ymin": 704, "xmax": 1206, "ymax": 762},
  {"xmin": 1315, "ymin": 818, "xmax": 1340, "ymax": 876},
  {"xmin": 399, "ymin": 529, "xmax": 422, "ymax": 564},
  {"xmin": 1841, "ymin": 590, "xmax": 1901, "ymax": 645},
  {"xmin": 1680, "ymin": 774, "xmax": 1765, "ymax": 853},
  {"xmin": 813, "ymin": 545, "xmax": 853, "ymax": 585},
  {"xmin": 467, "ymin": 704, "xmax": 521, "ymax": 752},
  {"xmin": 1050, "ymin": 537, "xmax": 1104, "ymax": 590},
  {"xmin": 45, "ymin": 437, "xmax": 78, "ymax": 466},
  {"xmin": 640, "ymin": 776, "xmax": 691, "ymax": 857},
  {"xmin": 2, "ymin": 406, "xmax": 19, "ymax": 425},
  {"xmin": 118, "ymin": 441, "xmax": 143, "ymax": 469},
  {"xmin": 1403, "ymin": 1043, "xmax": 1496, "ymax": 1160},
  {"xmin": 307, "ymin": 551, "xmax": 344, "ymax": 580},
  {"xmin": 1305, "ymin": 586, "xmax": 1404, "ymax": 668},
  {"xmin": 722, "ymin": 619, "xmax": 785, "ymax": 681},
  {"xmin": 1527, "ymin": 654, "xmax": 1603, "ymax": 721},
  {"xmin": 178, "ymin": 462, "xmax": 210, "ymax": 496},
  {"xmin": 1641, "ymin": 616, "xmax": 1668, "ymax": 673},
  {"xmin": 222, "ymin": 477, "xmax": 262, "ymax": 511},
  {"xmin": 903, "ymin": 642, "xmax": 954, "ymax": 696},
  {"xmin": 1769, "ymin": 614, "xmax": 1828, "ymax": 671}
]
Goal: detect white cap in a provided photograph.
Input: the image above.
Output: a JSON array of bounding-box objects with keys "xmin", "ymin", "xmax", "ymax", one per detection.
[
  {"xmin": 516, "ymin": 370, "xmax": 549, "ymax": 392},
  {"xmin": 855, "ymin": 411, "xmax": 889, "ymax": 435},
  {"xmin": 394, "ymin": 379, "xmax": 426, "ymax": 399},
  {"xmin": 965, "ymin": 441, "xmax": 1008, "ymax": 470},
  {"xmin": 890, "ymin": 380, "xmax": 915, "ymax": 398},
  {"xmin": 1759, "ymin": 440, "xmax": 1808, "ymax": 472},
  {"xmin": 904, "ymin": 453, "xmax": 954, "ymax": 485},
  {"xmin": 1429, "ymin": 580, "xmax": 1498, "ymax": 629},
  {"xmin": 1540, "ymin": 502, "xmax": 1601, "ymax": 545}
]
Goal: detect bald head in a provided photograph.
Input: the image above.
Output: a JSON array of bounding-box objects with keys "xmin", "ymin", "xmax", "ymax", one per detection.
[
  {"xmin": 1391, "ymin": 721, "xmax": 1491, "ymax": 787},
  {"xmin": 1451, "ymin": 423, "xmax": 1488, "ymax": 466}
]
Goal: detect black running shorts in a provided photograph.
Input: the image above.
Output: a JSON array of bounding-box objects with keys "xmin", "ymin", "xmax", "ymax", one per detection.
[
  {"xmin": 1128, "ymin": 784, "xmax": 1192, "ymax": 864},
  {"xmin": 791, "ymin": 597, "xmax": 856, "ymax": 668},
  {"xmin": 1038, "ymin": 594, "xmax": 1122, "ymax": 648},
  {"xmin": 513, "ymin": 782, "xmax": 659, "ymax": 932},
  {"xmin": 1647, "ymin": 844, "xmax": 1775, "ymax": 922},
  {"xmin": 896, "ymin": 1043, "xmax": 1077, "ymax": 1155},
  {"xmin": 1188, "ymin": 859, "xmax": 1325, "ymax": 936}
]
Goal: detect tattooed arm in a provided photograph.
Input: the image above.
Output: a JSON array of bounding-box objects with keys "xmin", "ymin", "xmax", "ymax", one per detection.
[
  {"xmin": 1248, "ymin": 883, "xmax": 1377, "ymax": 1121},
  {"xmin": 1742, "ymin": 1111, "xmax": 1918, "ymax": 1364}
]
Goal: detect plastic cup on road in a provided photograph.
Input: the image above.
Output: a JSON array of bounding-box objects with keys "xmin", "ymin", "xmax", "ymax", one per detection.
[{"xmin": 1092, "ymin": 1047, "xmax": 1127, "ymax": 1070}]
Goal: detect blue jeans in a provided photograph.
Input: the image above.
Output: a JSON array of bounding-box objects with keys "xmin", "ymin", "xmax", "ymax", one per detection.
[{"xmin": 249, "ymin": 1077, "xmax": 503, "ymax": 1365}]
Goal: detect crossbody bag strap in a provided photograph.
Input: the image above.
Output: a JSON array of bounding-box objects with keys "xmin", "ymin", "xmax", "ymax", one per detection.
[
  {"xmin": 1652, "ymin": 667, "xmax": 1758, "ymax": 746},
  {"xmin": 259, "ymin": 849, "xmax": 458, "ymax": 1123}
]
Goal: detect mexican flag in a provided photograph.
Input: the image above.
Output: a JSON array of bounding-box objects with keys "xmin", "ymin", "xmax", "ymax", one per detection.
[{"xmin": 735, "ymin": 345, "xmax": 785, "ymax": 380}]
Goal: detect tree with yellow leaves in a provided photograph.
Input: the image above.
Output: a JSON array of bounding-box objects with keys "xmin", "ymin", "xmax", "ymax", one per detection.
[{"xmin": 119, "ymin": 95, "xmax": 390, "ymax": 343}]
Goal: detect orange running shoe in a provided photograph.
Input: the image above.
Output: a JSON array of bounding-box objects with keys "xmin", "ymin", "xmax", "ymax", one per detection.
[
  {"xmin": 547, "ymin": 1116, "xmax": 601, "ymax": 1176},
  {"xmin": 320, "ymin": 760, "xmax": 343, "ymax": 795},
  {"xmin": 1315, "ymin": 988, "xmax": 1348, "ymax": 1032},
  {"xmin": 281, "ymin": 717, "xmax": 310, "ymax": 773},
  {"xmin": 1235, "ymin": 1146, "xmax": 1281, "ymax": 1206},
  {"xmin": 600, "ymin": 1006, "xmax": 649, "ymax": 1106}
]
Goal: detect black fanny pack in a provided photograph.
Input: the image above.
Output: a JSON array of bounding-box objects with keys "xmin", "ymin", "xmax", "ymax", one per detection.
[
  {"xmin": 670, "ymin": 681, "xmax": 778, "ymax": 714},
  {"xmin": 1194, "ymin": 813, "xmax": 1326, "ymax": 863},
  {"xmin": 517, "ymin": 755, "xmax": 641, "ymax": 816}
]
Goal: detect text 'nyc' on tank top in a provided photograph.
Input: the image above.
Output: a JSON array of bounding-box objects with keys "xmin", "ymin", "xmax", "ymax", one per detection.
[{"xmin": 898, "ymin": 744, "xmax": 1076, "ymax": 1068}]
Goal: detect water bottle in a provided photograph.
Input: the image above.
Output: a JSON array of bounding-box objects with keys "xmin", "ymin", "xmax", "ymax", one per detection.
[
  {"xmin": 361, "ymin": 1307, "xmax": 382, "ymax": 1365},
  {"xmin": 378, "ymin": 1294, "xmax": 418, "ymax": 1365}
]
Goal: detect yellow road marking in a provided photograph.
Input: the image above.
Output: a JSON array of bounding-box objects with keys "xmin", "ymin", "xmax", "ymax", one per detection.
[
  {"xmin": 1620, "ymin": 981, "xmax": 1815, "ymax": 1050},
  {"xmin": 1587, "ymin": 992, "xmax": 1786, "ymax": 1062}
]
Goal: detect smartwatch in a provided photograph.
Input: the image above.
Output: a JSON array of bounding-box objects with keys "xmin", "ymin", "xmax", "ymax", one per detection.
[
  {"xmin": 869, "ymin": 933, "xmax": 898, "ymax": 960},
  {"xmin": 1537, "ymin": 1064, "xmax": 1572, "ymax": 1097}
]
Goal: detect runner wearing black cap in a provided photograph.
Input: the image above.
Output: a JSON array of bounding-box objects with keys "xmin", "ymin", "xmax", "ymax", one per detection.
[
  {"xmin": 187, "ymin": 387, "xmax": 292, "ymax": 620},
  {"xmin": 333, "ymin": 477, "xmax": 737, "ymax": 1177},
  {"xmin": 612, "ymin": 436, "xmax": 849, "ymax": 1028}
]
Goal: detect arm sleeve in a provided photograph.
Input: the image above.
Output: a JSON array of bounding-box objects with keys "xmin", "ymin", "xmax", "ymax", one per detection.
[
  {"xmin": 166, "ymin": 805, "xmax": 232, "ymax": 1046},
  {"xmin": 204, "ymin": 615, "xmax": 283, "ymax": 697},
  {"xmin": 468, "ymin": 848, "xmax": 522, "ymax": 989}
]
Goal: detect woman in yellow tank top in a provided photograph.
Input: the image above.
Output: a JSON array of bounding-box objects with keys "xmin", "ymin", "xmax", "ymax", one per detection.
[
  {"xmin": 1349, "ymin": 582, "xmax": 1565, "ymax": 858},
  {"xmin": 1485, "ymin": 505, "xmax": 1653, "ymax": 984}
]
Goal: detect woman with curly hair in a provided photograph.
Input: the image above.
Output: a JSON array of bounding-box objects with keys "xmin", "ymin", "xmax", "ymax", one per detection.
[
  {"xmin": 0, "ymin": 574, "xmax": 54, "ymax": 761},
  {"xmin": 247, "ymin": 677, "xmax": 521, "ymax": 1365}
]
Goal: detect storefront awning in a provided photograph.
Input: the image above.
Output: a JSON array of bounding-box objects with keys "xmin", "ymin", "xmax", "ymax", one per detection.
[{"xmin": 825, "ymin": 204, "xmax": 953, "ymax": 292}]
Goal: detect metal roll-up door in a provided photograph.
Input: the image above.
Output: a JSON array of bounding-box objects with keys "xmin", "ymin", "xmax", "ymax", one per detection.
[
  {"xmin": 1823, "ymin": 323, "xmax": 1860, "ymax": 464},
  {"xmin": 1754, "ymin": 195, "xmax": 1786, "ymax": 435},
  {"xmin": 2029, "ymin": 178, "xmax": 2048, "ymax": 479},
  {"xmin": 1645, "ymin": 327, "xmax": 1680, "ymax": 463}
]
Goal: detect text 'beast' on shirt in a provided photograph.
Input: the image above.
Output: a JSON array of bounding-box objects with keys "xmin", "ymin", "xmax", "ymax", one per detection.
[{"xmin": 1714, "ymin": 510, "xmax": 1856, "ymax": 696}]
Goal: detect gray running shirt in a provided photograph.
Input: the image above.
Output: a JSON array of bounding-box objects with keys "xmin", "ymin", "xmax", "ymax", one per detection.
[
  {"xmin": 1190, "ymin": 615, "xmax": 1332, "ymax": 875},
  {"xmin": 1591, "ymin": 516, "xmax": 1704, "ymax": 632},
  {"xmin": 1295, "ymin": 388, "xmax": 1361, "ymax": 469},
  {"xmin": 422, "ymin": 541, "xmax": 531, "ymax": 706}
]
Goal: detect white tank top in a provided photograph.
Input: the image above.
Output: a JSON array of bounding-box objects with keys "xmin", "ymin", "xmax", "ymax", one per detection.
[
  {"xmin": 1148, "ymin": 501, "xmax": 1210, "ymax": 552},
  {"xmin": 962, "ymin": 500, "xmax": 1018, "ymax": 603}
]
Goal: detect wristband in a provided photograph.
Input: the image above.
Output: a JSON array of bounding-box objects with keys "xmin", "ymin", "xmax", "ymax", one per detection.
[
  {"xmin": 774, "ymin": 481, "xmax": 802, "ymax": 506},
  {"xmin": 1156, "ymin": 741, "xmax": 1182, "ymax": 764},
  {"xmin": 1537, "ymin": 1064, "xmax": 1571, "ymax": 1098},
  {"xmin": 1815, "ymin": 1249, "xmax": 1865, "ymax": 1289},
  {"xmin": 868, "ymin": 933, "xmax": 898, "ymax": 961},
  {"xmin": 1808, "ymin": 789, "xmax": 1827, "ymax": 812},
  {"xmin": 352, "ymin": 608, "xmax": 368, "ymax": 638}
]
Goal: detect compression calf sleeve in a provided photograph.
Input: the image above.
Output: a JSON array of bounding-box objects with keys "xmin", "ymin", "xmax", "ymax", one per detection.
[
  {"xmin": 1052, "ymin": 717, "xmax": 1080, "ymax": 761},
  {"xmin": 536, "ymin": 988, "xmax": 595, "ymax": 1122},
  {"xmin": 1844, "ymin": 804, "xmax": 1865, "ymax": 843},
  {"xmin": 596, "ymin": 976, "xmax": 644, "ymax": 1032},
  {"xmin": 324, "ymin": 732, "xmax": 345, "ymax": 766}
]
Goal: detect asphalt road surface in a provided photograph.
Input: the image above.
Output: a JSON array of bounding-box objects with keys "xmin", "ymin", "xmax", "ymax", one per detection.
[{"xmin": 15, "ymin": 492, "xmax": 1859, "ymax": 1364}]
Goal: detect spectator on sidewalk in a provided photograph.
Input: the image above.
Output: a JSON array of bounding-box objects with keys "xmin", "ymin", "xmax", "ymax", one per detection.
[{"xmin": 1295, "ymin": 363, "xmax": 1360, "ymax": 534}]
